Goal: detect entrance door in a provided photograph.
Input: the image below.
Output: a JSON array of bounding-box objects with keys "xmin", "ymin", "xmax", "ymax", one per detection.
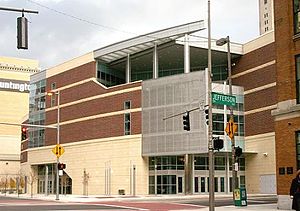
[
  {"xmin": 38, "ymin": 180, "xmax": 45, "ymax": 194},
  {"xmin": 200, "ymin": 177, "xmax": 206, "ymax": 193},
  {"xmin": 178, "ymin": 176, "xmax": 183, "ymax": 194}
]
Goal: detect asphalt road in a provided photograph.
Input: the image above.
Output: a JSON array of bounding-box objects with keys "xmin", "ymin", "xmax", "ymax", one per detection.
[
  {"xmin": 0, "ymin": 196, "xmax": 131, "ymax": 211},
  {"xmin": 0, "ymin": 195, "xmax": 277, "ymax": 211}
]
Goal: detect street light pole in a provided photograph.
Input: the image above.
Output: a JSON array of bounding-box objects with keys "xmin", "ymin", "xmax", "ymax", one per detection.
[
  {"xmin": 56, "ymin": 90, "xmax": 60, "ymax": 200},
  {"xmin": 48, "ymin": 90, "xmax": 60, "ymax": 200},
  {"xmin": 207, "ymin": 1, "xmax": 215, "ymax": 211},
  {"xmin": 216, "ymin": 36, "xmax": 237, "ymax": 201}
]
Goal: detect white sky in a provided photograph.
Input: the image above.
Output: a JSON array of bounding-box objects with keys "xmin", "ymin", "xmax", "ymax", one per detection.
[{"xmin": 0, "ymin": 0, "xmax": 259, "ymax": 69}]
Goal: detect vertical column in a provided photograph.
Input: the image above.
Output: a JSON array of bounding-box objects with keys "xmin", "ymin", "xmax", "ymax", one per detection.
[
  {"xmin": 184, "ymin": 154, "xmax": 189, "ymax": 194},
  {"xmin": 153, "ymin": 43, "xmax": 158, "ymax": 79},
  {"xmin": 184, "ymin": 154, "xmax": 193, "ymax": 194},
  {"xmin": 126, "ymin": 54, "xmax": 131, "ymax": 83},
  {"xmin": 184, "ymin": 34, "xmax": 190, "ymax": 73},
  {"xmin": 45, "ymin": 165, "xmax": 48, "ymax": 196}
]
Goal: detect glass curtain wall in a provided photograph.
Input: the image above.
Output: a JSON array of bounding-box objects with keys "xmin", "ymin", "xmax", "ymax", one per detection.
[{"xmin": 28, "ymin": 79, "xmax": 46, "ymax": 148}]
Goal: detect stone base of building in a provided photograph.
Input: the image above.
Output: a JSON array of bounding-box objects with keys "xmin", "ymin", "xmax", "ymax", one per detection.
[{"xmin": 277, "ymin": 195, "xmax": 292, "ymax": 210}]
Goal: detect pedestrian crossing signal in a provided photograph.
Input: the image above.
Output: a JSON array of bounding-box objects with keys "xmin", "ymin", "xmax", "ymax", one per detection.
[{"xmin": 58, "ymin": 163, "xmax": 66, "ymax": 170}]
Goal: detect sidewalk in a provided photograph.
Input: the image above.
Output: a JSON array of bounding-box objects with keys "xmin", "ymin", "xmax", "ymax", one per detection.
[{"xmin": 0, "ymin": 193, "xmax": 291, "ymax": 211}]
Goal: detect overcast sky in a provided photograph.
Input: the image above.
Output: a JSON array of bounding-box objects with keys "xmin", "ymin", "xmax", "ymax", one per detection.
[{"xmin": 0, "ymin": 0, "xmax": 259, "ymax": 69}]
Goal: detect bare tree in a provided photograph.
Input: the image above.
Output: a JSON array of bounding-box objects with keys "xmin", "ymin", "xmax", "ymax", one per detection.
[
  {"xmin": 82, "ymin": 169, "xmax": 90, "ymax": 196},
  {"xmin": 27, "ymin": 171, "xmax": 38, "ymax": 198}
]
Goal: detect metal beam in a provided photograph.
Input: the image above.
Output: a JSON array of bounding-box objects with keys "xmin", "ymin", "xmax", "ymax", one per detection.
[
  {"xmin": 0, "ymin": 7, "xmax": 38, "ymax": 14},
  {"xmin": 0, "ymin": 122, "xmax": 57, "ymax": 129}
]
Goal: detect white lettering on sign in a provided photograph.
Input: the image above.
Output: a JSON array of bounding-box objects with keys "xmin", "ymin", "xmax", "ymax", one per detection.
[{"xmin": 0, "ymin": 80, "xmax": 30, "ymax": 92}]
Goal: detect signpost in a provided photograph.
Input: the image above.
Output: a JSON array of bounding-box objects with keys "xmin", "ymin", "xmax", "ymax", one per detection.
[
  {"xmin": 212, "ymin": 92, "xmax": 236, "ymax": 107},
  {"xmin": 52, "ymin": 144, "xmax": 65, "ymax": 158}
]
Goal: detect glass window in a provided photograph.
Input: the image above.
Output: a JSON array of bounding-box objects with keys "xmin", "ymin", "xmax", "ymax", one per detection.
[
  {"xmin": 214, "ymin": 177, "xmax": 218, "ymax": 192},
  {"xmin": 220, "ymin": 177, "xmax": 225, "ymax": 192},
  {"xmin": 240, "ymin": 176, "xmax": 246, "ymax": 188},
  {"xmin": 51, "ymin": 82, "xmax": 56, "ymax": 90},
  {"xmin": 296, "ymin": 56, "xmax": 300, "ymax": 103},
  {"xmin": 215, "ymin": 157, "xmax": 226, "ymax": 170},
  {"xmin": 124, "ymin": 113, "xmax": 131, "ymax": 135},
  {"xmin": 124, "ymin": 101, "xmax": 131, "ymax": 109},
  {"xmin": 296, "ymin": 132, "xmax": 300, "ymax": 169},
  {"xmin": 194, "ymin": 156, "xmax": 208, "ymax": 170},
  {"xmin": 294, "ymin": 0, "xmax": 300, "ymax": 34}
]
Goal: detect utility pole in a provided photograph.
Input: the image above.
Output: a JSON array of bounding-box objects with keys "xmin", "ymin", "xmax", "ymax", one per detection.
[
  {"xmin": 207, "ymin": 0, "xmax": 215, "ymax": 211},
  {"xmin": 216, "ymin": 35, "xmax": 237, "ymax": 201}
]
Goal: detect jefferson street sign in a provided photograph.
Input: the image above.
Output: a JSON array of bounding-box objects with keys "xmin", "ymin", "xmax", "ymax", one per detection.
[{"xmin": 212, "ymin": 92, "xmax": 236, "ymax": 107}]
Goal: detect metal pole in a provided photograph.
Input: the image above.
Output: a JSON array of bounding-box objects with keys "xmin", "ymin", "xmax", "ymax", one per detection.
[
  {"xmin": 226, "ymin": 36, "xmax": 237, "ymax": 200},
  {"xmin": 207, "ymin": 0, "xmax": 215, "ymax": 210},
  {"xmin": 0, "ymin": 6, "xmax": 38, "ymax": 14},
  {"xmin": 55, "ymin": 91, "xmax": 60, "ymax": 200}
]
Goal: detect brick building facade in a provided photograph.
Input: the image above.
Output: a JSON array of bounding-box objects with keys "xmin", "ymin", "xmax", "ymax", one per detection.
[
  {"xmin": 20, "ymin": 21, "xmax": 278, "ymax": 197},
  {"xmin": 272, "ymin": 0, "xmax": 300, "ymax": 209}
]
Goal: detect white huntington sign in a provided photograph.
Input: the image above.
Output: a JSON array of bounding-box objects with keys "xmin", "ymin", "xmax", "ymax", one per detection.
[{"xmin": 0, "ymin": 79, "xmax": 30, "ymax": 93}]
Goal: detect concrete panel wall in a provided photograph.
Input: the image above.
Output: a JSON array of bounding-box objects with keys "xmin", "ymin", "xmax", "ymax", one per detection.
[
  {"xmin": 245, "ymin": 132, "xmax": 276, "ymax": 193},
  {"xmin": 23, "ymin": 135, "xmax": 148, "ymax": 195}
]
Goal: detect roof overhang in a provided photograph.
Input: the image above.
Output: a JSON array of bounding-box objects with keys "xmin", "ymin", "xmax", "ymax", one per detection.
[{"xmin": 93, "ymin": 20, "xmax": 206, "ymax": 63}]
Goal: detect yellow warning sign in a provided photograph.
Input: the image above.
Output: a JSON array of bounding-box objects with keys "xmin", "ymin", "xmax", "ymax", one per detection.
[
  {"xmin": 52, "ymin": 144, "xmax": 65, "ymax": 158},
  {"xmin": 225, "ymin": 117, "xmax": 238, "ymax": 140}
]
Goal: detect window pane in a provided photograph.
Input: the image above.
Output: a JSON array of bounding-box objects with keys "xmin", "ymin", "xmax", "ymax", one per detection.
[{"xmin": 124, "ymin": 101, "xmax": 131, "ymax": 109}]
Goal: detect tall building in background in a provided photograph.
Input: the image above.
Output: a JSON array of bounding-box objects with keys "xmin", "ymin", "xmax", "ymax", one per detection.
[
  {"xmin": 0, "ymin": 56, "xmax": 39, "ymax": 191},
  {"xmin": 259, "ymin": 0, "xmax": 274, "ymax": 34}
]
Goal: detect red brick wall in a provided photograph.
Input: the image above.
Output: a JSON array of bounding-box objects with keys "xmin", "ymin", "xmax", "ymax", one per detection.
[
  {"xmin": 245, "ymin": 110, "xmax": 274, "ymax": 136},
  {"xmin": 275, "ymin": 118, "xmax": 300, "ymax": 195},
  {"xmin": 43, "ymin": 61, "xmax": 142, "ymax": 146},
  {"xmin": 232, "ymin": 43, "xmax": 276, "ymax": 76},
  {"xmin": 45, "ymin": 111, "xmax": 141, "ymax": 145},
  {"xmin": 21, "ymin": 151, "xmax": 27, "ymax": 163},
  {"xmin": 46, "ymin": 88, "xmax": 141, "ymax": 124},
  {"xmin": 232, "ymin": 43, "xmax": 276, "ymax": 137}
]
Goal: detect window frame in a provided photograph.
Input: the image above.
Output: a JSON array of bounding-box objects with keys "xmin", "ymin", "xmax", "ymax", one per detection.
[
  {"xmin": 296, "ymin": 55, "xmax": 300, "ymax": 104},
  {"xmin": 124, "ymin": 112, "xmax": 131, "ymax": 135},
  {"xmin": 296, "ymin": 131, "xmax": 300, "ymax": 169},
  {"xmin": 294, "ymin": 0, "xmax": 300, "ymax": 34}
]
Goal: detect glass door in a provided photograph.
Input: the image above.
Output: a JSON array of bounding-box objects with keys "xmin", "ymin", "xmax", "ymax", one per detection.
[{"xmin": 178, "ymin": 176, "xmax": 183, "ymax": 194}]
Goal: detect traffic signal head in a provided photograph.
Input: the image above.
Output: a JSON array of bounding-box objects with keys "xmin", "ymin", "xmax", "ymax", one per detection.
[
  {"xmin": 58, "ymin": 163, "xmax": 66, "ymax": 170},
  {"xmin": 17, "ymin": 16, "xmax": 28, "ymax": 49},
  {"xmin": 235, "ymin": 146, "xmax": 243, "ymax": 157},
  {"xmin": 204, "ymin": 107, "xmax": 209, "ymax": 125},
  {"xmin": 183, "ymin": 112, "xmax": 190, "ymax": 131},
  {"xmin": 21, "ymin": 127, "xmax": 27, "ymax": 140},
  {"xmin": 213, "ymin": 137, "xmax": 224, "ymax": 151}
]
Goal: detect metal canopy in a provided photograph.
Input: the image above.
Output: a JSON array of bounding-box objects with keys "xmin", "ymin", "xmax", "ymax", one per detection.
[{"xmin": 93, "ymin": 20, "xmax": 206, "ymax": 63}]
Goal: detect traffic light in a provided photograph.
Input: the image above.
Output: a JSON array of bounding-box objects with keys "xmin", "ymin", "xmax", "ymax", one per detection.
[
  {"xmin": 213, "ymin": 137, "xmax": 224, "ymax": 151},
  {"xmin": 17, "ymin": 16, "xmax": 28, "ymax": 49},
  {"xmin": 58, "ymin": 163, "xmax": 66, "ymax": 170},
  {"xmin": 21, "ymin": 127, "xmax": 27, "ymax": 140},
  {"xmin": 183, "ymin": 112, "xmax": 190, "ymax": 131},
  {"xmin": 204, "ymin": 107, "xmax": 209, "ymax": 125},
  {"xmin": 235, "ymin": 146, "xmax": 243, "ymax": 157}
]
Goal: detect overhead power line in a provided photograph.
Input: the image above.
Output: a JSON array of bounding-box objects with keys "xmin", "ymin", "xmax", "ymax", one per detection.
[
  {"xmin": 26, "ymin": 0, "xmax": 144, "ymax": 36},
  {"xmin": 26, "ymin": 0, "xmax": 204, "ymax": 42}
]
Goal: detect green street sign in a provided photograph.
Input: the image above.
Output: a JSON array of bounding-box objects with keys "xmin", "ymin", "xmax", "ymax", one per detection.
[{"xmin": 212, "ymin": 92, "xmax": 236, "ymax": 107}]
